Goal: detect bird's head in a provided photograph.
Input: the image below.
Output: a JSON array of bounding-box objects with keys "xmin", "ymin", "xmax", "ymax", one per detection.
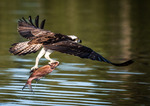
[{"xmin": 68, "ymin": 35, "xmax": 82, "ymax": 43}]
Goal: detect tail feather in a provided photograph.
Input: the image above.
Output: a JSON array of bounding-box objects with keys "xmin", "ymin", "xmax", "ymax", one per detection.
[{"xmin": 9, "ymin": 41, "xmax": 42, "ymax": 55}]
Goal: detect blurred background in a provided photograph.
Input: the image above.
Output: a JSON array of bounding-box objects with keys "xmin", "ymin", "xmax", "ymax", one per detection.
[{"xmin": 0, "ymin": 0, "xmax": 150, "ymax": 105}]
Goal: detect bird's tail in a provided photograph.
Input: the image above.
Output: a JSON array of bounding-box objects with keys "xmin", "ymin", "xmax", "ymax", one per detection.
[{"xmin": 9, "ymin": 41, "xmax": 42, "ymax": 55}]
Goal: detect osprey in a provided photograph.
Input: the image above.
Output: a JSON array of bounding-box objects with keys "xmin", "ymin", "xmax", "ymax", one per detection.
[{"xmin": 9, "ymin": 16, "xmax": 133, "ymax": 70}]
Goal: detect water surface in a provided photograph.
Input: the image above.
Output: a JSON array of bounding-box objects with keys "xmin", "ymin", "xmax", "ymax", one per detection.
[{"xmin": 0, "ymin": 0, "xmax": 150, "ymax": 105}]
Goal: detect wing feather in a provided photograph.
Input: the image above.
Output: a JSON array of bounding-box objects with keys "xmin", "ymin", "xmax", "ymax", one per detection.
[
  {"xmin": 9, "ymin": 41, "xmax": 42, "ymax": 55},
  {"xmin": 18, "ymin": 16, "xmax": 47, "ymax": 40},
  {"xmin": 22, "ymin": 17, "xmax": 28, "ymax": 23},
  {"xmin": 44, "ymin": 41, "xmax": 133, "ymax": 66},
  {"xmin": 35, "ymin": 15, "xmax": 39, "ymax": 28},
  {"xmin": 29, "ymin": 16, "xmax": 35, "ymax": 26},
  {"xmin": 40, "ymin": 19, "xmax": 46, "ymax": 29}
]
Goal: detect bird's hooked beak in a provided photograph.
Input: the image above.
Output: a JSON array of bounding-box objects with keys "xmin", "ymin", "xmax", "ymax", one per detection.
[{"xmin": 77, "ymin": 39, "xmax": 82, "ymax": 43}]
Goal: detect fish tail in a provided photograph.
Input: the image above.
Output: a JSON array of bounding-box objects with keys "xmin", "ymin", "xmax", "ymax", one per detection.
[{"xmin": 22, "ymin": 79, "xmax": 33, "ymax": 92}]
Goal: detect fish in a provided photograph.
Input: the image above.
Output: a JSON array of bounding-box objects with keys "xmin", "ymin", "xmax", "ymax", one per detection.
[{"xmin": 22, "ymin": 62, "xmax": 59, "ymax": 91}]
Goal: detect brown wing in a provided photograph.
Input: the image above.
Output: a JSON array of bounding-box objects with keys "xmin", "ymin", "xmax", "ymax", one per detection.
[
  {"xmin": 9, "ymin": 41, "xmax": 42, "ymax": 56},
  {"xmin": 18, "ymin": 15, "xmax": 48, "ymax": 40},
  {"xmin": 10, "ymin": 16, "xmax": 70, "ymax": 56},
  {"xmin": 43, "ymin": 41, "xmax": 133, "ymax": 66},
  {"xmin": 28, "ymin": 33, "xmax": 72, "ymax": 45}
]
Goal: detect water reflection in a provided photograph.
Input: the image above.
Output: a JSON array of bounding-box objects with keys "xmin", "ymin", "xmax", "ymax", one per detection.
[{"xmin": 0, "ymin": 0, "xmax": 150, "ymax": 105}]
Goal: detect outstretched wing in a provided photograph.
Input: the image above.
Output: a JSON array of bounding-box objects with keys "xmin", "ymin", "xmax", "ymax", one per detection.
[
  {"xmin": 44, "ymin": 41, "xmax": 133, "ymax": 66},
  {"xmin": 9, "ymin": 41, "xmax": 42, "ymax": 56},
  {"xmin": 18, "ymin": 15, "xmax": 48, "ymax": 40}
]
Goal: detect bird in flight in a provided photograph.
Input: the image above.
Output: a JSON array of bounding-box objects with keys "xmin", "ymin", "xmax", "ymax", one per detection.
[{"xmin": 9, "ymin": 15, "xmax": 133, "ymax": 70}]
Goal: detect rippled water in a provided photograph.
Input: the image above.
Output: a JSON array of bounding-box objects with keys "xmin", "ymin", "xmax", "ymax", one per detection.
[{"xmin": 0, "ymin": 0, "xmax": 150, "ymax": 106}]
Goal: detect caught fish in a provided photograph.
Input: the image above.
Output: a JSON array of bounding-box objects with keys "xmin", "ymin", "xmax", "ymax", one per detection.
[{"xmin": 22, "ymin": 62, "xmax": 59, "ymax": 91}]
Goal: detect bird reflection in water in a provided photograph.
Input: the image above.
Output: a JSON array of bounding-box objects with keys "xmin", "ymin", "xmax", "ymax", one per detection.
[{"xmin": 22, "ymin": 62, "xmax": 59, "ymax": 92}]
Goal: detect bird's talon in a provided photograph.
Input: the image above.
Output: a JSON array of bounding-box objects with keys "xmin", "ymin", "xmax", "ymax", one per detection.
[
  {"xmin": 31, "ymin": 66, "xmax": 38, "ymax": 71},
  {"xmin": 48, "ymin": 61, "xmax": 59, "ymax": 65}
]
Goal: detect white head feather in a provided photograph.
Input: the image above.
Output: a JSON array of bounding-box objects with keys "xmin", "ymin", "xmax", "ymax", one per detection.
[{"xmin": 68, "ymin": 35, "xmax": 78, "ymax": 40}]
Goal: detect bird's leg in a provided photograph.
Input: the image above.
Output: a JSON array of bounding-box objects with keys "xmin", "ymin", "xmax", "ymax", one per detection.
[
  {"xmin": 31, "ymin": 48, "xmax": 46, "ymax": 70},
  {"xmin": 44, "ymin": 50, "xmax": 59, "ymax": 64}
]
